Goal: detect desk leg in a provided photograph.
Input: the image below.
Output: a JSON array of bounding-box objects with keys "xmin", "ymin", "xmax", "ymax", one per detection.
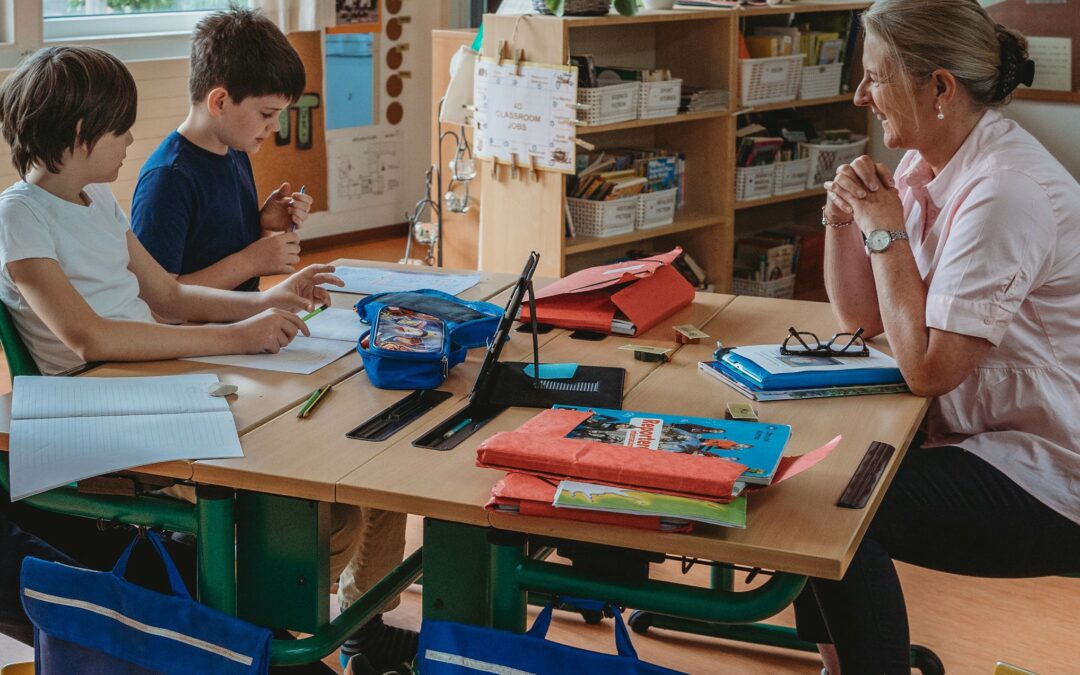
[
  {"xmin": 422, "ymin": 519, "xmax": 526, "ymax": 632},
  {"xmin": 236, "ymin": 490, "xmax": 330, "ymax": 635},
  {"xmin": 195, "ymin": 484, "xmax": 236, "ymax": 616}
]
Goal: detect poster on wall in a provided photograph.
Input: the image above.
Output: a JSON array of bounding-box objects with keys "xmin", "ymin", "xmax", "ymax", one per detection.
[
  {"xmin": 327, "ymin": 129, "xmax": 402, "ymax": 212},
  {"xmin": 329, "ymin": 0, "xmax": 381, "ymax": 34},
  {"xmin": 325, "ymin": 33, "xmax": 376, "ymax": 129}
]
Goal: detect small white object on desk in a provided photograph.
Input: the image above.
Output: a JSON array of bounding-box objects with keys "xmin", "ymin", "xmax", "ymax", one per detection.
[{"xmin": 208, "ymin": 382, "xmax": 238, "ymax": 397}]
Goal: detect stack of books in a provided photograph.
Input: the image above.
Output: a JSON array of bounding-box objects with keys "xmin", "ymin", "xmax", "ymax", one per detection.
[
  {"xmin": 482, "ymin": 406, "xmax": 798, "ymax": 531},
  {"xmin": 680, "ymin": 87, "xmax": 731, "ymax": 112},
  {"xmin": 700, "ymin": 344, "xmax": 909, "ymax": 401},
  {"xmin": 571, "ymin": 149, "xmax": 685, "ymax": 204}
]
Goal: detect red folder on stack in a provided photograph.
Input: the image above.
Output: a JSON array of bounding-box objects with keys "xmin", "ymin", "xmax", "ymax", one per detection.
[
  {"xmin": 486, "ymin": 473, "xmax": 693, "ymax": 532},
  {"xmin": 520, "ymin": 247, "xmax": 696, "ymax": 335},
  {"xmin": 476, "ymin": 408, "xmax": 747, "ymax": 501}
]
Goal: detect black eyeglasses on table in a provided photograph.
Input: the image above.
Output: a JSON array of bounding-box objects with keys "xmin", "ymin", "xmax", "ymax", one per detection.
[{"xmin": 780, "ymin": 326, "xmax": 868, "ymax": 357}]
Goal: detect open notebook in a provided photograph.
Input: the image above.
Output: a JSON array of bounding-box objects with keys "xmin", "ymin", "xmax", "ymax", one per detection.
[
  {"xmin": 184, "ymin": 307, "xmax": 359, "ymax": 375},
  {"xmin": 8, "ymin": 374, "xmax": 243, "ymax": 500}
]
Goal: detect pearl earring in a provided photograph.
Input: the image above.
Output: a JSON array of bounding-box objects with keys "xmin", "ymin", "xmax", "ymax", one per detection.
[{"xmin": 936, "ymin": 105, "xmax": 944, "ymax": 121}]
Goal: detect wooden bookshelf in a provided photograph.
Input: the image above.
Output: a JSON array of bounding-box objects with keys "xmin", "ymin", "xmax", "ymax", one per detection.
[
  {"xmin": 469, "ymin": 3, "xmax": 871, "ymax": 293},
  {"xmin": 477, "ymin": 11, "xmax": 737, "ymax": 286},
  {"xmin": 735, "ymin": 187, "xmax": 827, "ymax": 211},
  {"xmin": 578, "ymin": 109, "xmax": 730, "ymax": 135}
]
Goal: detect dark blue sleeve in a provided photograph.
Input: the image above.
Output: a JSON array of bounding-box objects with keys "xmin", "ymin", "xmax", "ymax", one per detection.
[{"xmin": 131, "ymin": 166, "xmax": 195, "ymax": 275}]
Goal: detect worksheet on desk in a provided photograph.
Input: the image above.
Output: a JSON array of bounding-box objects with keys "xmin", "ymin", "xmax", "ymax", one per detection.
[
  {"xmin": 8, "ymin": 374, "xmax": 243, "ymax": 501},
  {"xmin": 182, "ymin": 308, "xmax": 359, "ymax": 374},
  {"xmin": 324, "ymin": 266, "xmax": 481, "ymax": 296}
]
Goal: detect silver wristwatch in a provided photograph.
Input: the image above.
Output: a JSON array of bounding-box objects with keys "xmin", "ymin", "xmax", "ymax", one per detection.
[{"xmin": 864, "ymin": 229, "xmax": 909, "ymax": 253}]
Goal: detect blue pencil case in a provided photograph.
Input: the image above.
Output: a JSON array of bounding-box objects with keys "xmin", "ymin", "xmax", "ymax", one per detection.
[{"xmin": 354, "ymin": 290, "xmax": 502, "ymax": 390}]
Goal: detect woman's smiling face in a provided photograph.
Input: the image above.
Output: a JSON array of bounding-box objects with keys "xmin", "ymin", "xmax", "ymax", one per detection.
[{"xmin": 854, "ymin": 33, "xmax": 938, "ymax": 151}]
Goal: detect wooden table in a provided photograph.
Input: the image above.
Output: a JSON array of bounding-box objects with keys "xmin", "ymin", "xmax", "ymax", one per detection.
[{"xmin": 1, "ymin": 267, "xmax": 929, "ymax": 664}]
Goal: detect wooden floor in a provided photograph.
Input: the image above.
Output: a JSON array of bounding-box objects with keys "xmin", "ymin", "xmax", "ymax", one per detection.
[{"xmin": 2, "ymin": 233, "xmax": 1078, "ymax": 674}]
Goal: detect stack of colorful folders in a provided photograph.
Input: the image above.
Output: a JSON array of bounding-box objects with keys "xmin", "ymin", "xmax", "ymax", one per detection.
[
  {"xmin": 700, "ymin": 343, "xmax": 908, "ymax": 402},
  {"xmin": 479, "ymin": 406, "xmax": 840, "ymax": 532}
]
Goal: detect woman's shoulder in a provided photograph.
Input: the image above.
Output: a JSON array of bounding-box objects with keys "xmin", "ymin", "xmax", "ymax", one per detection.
[{"xmin": 979, "ymin": 115, "xmax": 1078, "ymax": 194}]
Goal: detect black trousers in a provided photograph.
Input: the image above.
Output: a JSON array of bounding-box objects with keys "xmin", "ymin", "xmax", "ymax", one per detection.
[{"xmin": 793, "ymin": 446, "xmax": 1080, "ymax": 674}]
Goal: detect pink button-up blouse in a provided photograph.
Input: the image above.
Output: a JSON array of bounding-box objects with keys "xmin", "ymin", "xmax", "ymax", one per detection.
[{"xmin": 894, "ymin": 109, "xmax": 1080, "ymax": 524}]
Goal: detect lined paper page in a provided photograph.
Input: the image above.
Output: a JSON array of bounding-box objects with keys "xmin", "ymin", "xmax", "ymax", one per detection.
[
  {"xmin": 183, "ymin": 336, "xmax": 354, "ymax": 375},
  {"xmin": 305, "ymin": 307, "xmax": 362, "ymax": 343},
  {"xmin": 9, "ymin": 410, "xmax": 242, "ymax": 501},
  {"xmin": 11, "ymin": 374, "xmax": 225, "ymax": 420}
]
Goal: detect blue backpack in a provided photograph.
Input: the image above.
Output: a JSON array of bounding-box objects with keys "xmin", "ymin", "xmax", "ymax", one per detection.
[
  {"xmin": 354, "ymin": 289, "xmax": 503, "ymax": 390},
  {"xmin": 21, "ymin": 531, "xmax": 272, "ymax": 675}
]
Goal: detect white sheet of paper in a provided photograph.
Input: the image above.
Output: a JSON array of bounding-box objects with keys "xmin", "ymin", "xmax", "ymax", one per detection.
[
  {"xmin": 1026, "ymin": 36, "xmax": 1072, "ymax": 91},
  {"xmin": 324, "ymin": 266, "xmax": 481, "ymax": 296},
  {"xmin": 304, "ymin": 307, "xmax": 362, "ymax": 342},
  {"xmin": 183, "ymin": 336, "xmax": 355, "ymax": 375},
  {"xmin": 8, "ymin": 374, "xmax": 243, "ymax": 501},
  {"xmin": 732, "ymin": 343, "xmax": 898, "ymax": 375}
]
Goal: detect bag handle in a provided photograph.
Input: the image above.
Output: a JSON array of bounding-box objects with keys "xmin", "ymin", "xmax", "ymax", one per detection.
[
  {"xmin": 527, "ymin": 596, "xmax": 637, "ymax": 659},
  {"xmin": 112, "ymin": 530, "xmax": 192, "ymax": 600}
]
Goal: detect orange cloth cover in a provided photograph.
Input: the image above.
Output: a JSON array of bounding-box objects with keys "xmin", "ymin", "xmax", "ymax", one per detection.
[
  {"xmin": 476, "ymin": 408, "xmax": 746, "ymax": 501},
  {"xmin": 520, "ymin": 247, "xmax": 695, "ymax": 335}
]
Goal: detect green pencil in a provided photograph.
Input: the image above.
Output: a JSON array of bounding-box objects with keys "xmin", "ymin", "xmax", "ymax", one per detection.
[{"xmin": 301, "ymin": 304, "xmax": 329, "ymax": 322}]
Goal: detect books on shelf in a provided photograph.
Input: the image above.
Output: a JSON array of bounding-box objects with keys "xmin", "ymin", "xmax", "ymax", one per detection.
[
  {"xmin": 554, "ymin": 480, "xmax": 748, "ymax": 529},
  {"xmin": 699, "ymin": 360, "xmax": 910, "ymax": 402},
  {"xmin": 556, "ymin": 404, "xmax": 792, "ymax": 486},
  {"xmin": 680, "ymin": 87, "xmax": 731, "ymax": 112}
]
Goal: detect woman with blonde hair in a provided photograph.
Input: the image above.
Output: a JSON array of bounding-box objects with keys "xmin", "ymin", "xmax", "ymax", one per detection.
[{"xmin": 797, "ymin": 0, "xmax": 1080, "ymax": 671}]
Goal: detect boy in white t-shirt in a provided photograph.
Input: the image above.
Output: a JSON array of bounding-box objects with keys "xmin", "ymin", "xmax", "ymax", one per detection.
[{"xmin": 0, "ymin": 46, "xmax": 341, "ymax": 375}]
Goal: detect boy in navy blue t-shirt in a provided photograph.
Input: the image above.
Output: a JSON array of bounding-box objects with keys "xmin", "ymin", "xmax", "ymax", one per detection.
[
  {"xmin": 132, "ymin": 8, "xmax": 311, "ymax": 291},
  {"xmin": 132, "ymin": 9, "xmax": 416, "ymax": 670}
]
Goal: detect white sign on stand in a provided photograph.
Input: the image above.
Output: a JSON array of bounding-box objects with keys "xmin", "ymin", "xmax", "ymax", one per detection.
[{"xmin": 473, "ymin": 57, "xmax": 578, "ymax": 175}]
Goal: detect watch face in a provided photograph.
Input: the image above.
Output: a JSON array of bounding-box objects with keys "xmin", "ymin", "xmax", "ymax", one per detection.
[{"xmin": 867, "ymin": 229, "xmax": 892, "ymax": 251}]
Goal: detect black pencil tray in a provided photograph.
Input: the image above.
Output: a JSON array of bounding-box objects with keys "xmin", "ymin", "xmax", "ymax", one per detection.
[{"xmin": 345, "ymin": 389, "xmax": 453, "ymax": 442}]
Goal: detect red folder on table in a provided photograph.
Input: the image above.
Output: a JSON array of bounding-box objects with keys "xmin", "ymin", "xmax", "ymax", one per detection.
[
  {"xmin": 486, "ymin": 473, "xmax": 692, "ymax": 533},
  {"xmin": 476, "ymin": 408, "xmax": 747, "ymax": 501},
  {"xmin": 520, "ymin": 247, "xmax": 695, "ymax": 335}
]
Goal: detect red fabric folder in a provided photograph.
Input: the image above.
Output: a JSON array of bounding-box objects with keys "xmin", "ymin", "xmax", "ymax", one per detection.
[
  {"xmin": 520, "ymin": 247, "xmax": 696, "ymax": 335},
  {"xmin": 476, "ymin": 408, "xmax": 747, "ymax": 501},
  {"xmin": 486, "ymin": 473, "xmax": 693, "ymax": 533}
]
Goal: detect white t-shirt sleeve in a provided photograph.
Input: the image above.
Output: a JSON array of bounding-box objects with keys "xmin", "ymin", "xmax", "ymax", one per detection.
[
  {"xmin": 925, "ymin": 170, "xmax": 1055, "ymax": 346},
  {"xmin": 0, "ymin": 197, "xmax": 58, "ymax": 271}
]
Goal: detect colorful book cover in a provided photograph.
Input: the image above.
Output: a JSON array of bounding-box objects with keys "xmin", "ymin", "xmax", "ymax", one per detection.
[
  {"xmin": 554, "ymin": 480, "xmax": 747, "ymax": 529},
  {"xmin": 554, "ymin": 405, "xmax": 791, "ymax": 485}
]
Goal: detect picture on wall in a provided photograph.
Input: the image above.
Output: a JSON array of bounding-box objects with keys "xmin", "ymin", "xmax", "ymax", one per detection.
[{"xmin": 332, "ymin": 0, "xmax": 381, "ymax": 33}]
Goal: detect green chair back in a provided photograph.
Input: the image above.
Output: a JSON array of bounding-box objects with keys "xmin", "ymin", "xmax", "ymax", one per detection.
[{"xmin": 0, "ymin": 301, "xmax": 39, "ymax": 378}]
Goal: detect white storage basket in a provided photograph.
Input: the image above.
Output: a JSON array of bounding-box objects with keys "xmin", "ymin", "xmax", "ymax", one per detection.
[
  {"xmin": 636, "ymin": 188, "xmax": 679, "ymax": 229},
  {"xmin": 739, "ymin": 55, "xmax": 803, "ymax": 107},
  {"xmin": 798, "ymin": 63, "xmax": 844, "ymax": 100},
  {"xmin": 576, "ymin": 82, "xmax": 639, "ymax": 126},
  {"xmin": 566, "ymin": 196, "xmax": 638, "ymax": 237},
  {"xmin": 773, "ymin": 157, "xmax": 811, "ymax": 195},
  {"xmin": 802, "ymin": 135, "xmax": 869, "ymax": 188},
  {"xmin": 731, "ymin": 274, "xmax": 796, "ymax": 299},
  {"xmin": 735, "ymin": 164, "xmax": 775, "ymax": 202},
  {"xmin": 638, "ymin": 79, "xmax": 683, "ymax": 119}
]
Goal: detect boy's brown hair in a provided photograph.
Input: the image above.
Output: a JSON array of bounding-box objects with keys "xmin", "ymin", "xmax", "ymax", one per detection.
[
  {"xmin": 0, "ymin": 46, "xmax": 137, "ymax": 177},
  {"xmin": 189, "ymin": 7, "xmax": 305, "ymax": 105}
]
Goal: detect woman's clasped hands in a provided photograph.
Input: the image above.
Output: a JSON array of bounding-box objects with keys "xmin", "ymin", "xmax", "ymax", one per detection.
[{"xmin": 824, "ymin": 155, "xmax": 905, "ymax": 234}]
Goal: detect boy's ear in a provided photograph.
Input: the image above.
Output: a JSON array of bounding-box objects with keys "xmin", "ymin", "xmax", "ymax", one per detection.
[{"xmin": 206, "ymin": 87, "xmax": 230, "ymax": 118}]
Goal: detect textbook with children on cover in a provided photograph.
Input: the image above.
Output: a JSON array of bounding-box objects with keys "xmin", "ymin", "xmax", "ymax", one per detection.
[{"xmin": 553, "ymin": 405, "xmax": 791, "ymax": 485}]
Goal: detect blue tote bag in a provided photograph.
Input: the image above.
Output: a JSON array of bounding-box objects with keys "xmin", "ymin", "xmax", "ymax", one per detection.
[
  {"xmin": 418, "ymin": 598, "xmax": 686, "ymax": 675},
  {"xmin": 20, "ymin": 530, "xmax": 272, "ymax": 675}
]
